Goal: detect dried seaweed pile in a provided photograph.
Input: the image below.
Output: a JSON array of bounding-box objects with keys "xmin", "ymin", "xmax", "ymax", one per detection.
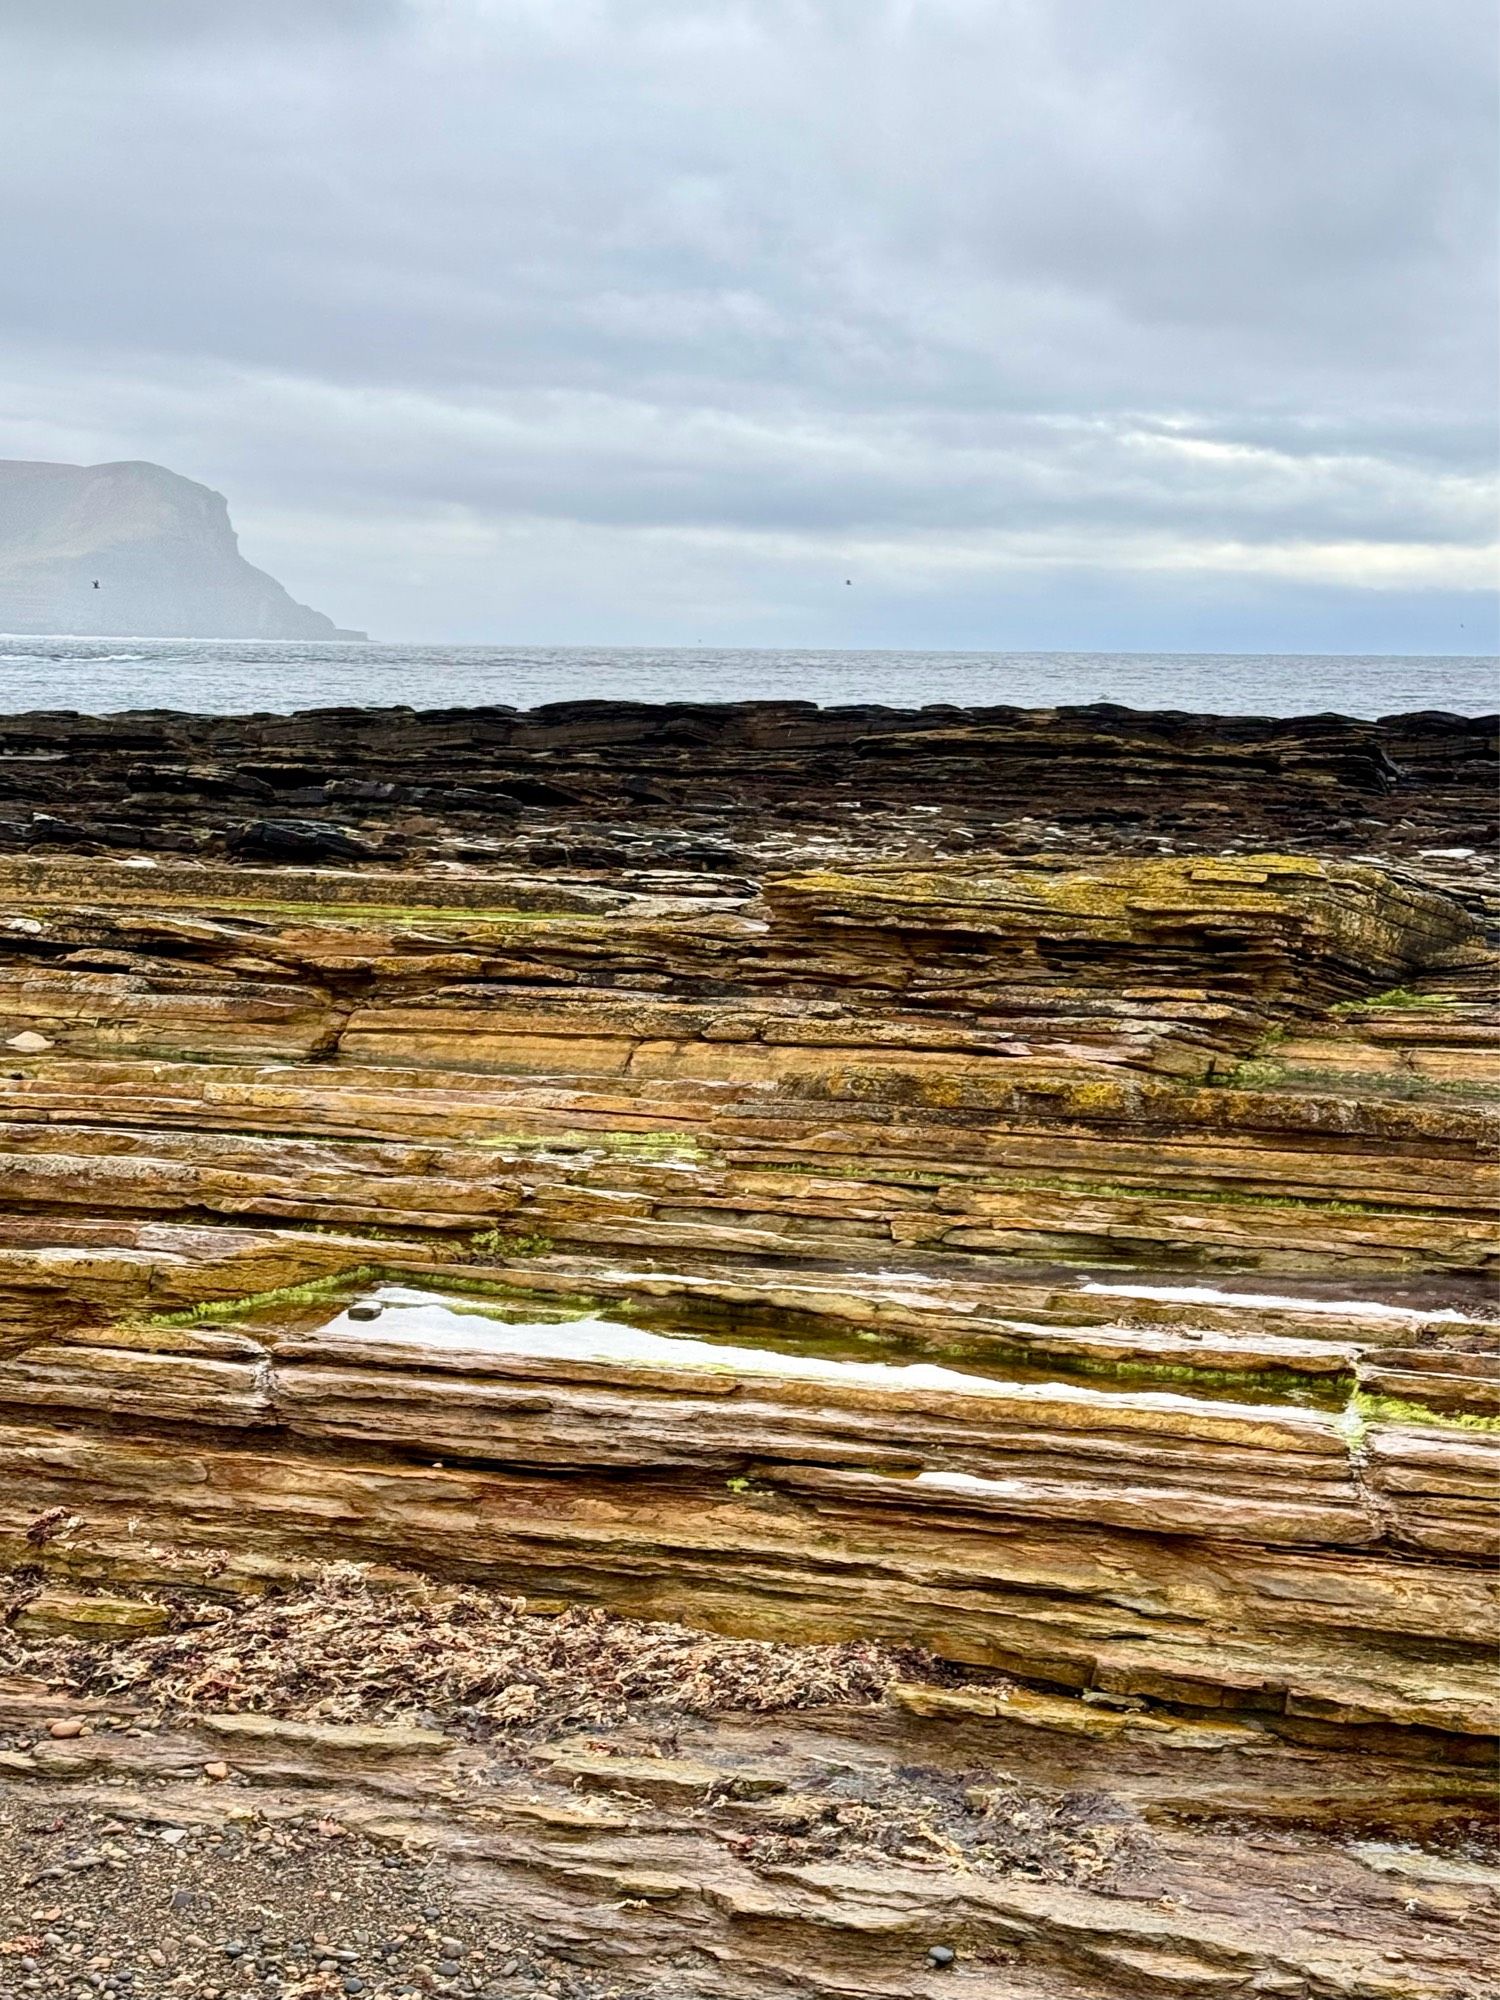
[
  {"xmin": 736, "ymin": 1779, "xmax": 1149, "ymax": 1888},
  {"xmin": 3, "ymin": 1565, "xmax": 917, "ymax": 1733}
]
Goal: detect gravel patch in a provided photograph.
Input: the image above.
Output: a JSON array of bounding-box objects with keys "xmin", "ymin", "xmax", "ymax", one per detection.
[{"xmin": 0, "ymin": 1803, "xmax": 640, "ymax": 2000}]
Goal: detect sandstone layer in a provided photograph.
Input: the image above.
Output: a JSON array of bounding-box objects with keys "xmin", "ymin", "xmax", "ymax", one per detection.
[{"xmin": 0, "ymin": 699, "xmax": 1495, "ymax": 1999}]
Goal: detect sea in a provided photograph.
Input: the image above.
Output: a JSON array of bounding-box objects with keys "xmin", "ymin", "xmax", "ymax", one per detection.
[{"xmin": 0, "ymin": 636, "xmax": 1494, "ymax": 720}]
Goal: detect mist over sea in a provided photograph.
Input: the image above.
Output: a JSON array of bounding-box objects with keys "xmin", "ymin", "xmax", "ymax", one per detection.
[{"xmin": 0, "ymin": 637, "xmax": 1494, "ymax": 720}]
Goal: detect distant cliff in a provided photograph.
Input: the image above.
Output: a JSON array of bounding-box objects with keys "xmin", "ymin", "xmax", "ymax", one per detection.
[{"xmin": 0, "ymin": 459, "xmax": 364, "ymax": 640}]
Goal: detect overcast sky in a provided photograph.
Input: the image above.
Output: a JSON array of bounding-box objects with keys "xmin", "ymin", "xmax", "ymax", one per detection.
[{"xmin": 1, "ymin": 0, "xmax": 1495, "ymax": 650}]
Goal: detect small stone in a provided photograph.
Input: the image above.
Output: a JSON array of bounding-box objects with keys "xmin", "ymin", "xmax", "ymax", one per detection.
[
  {"xmin": 203, "ymin": 1761, "xmax": 230, "ymax": 1780},
  {"xmin": 927, "ymin": 1944, "xmax": 956, "ymax": 1968},
  {"xmin": 5, "ymin": 1030, "xmax": 52, "ymax": 1052},
  {"xmin": 346, "ymin": 1302, "xmax": 384, "ymax": 1321},
  {"xmin": 438, "ymin": 1939, "xmax": 464, "ymax": 1958},
  {"xmin": 47, "ymin": 1717, "xmax": 87, "ymax": 1739}
]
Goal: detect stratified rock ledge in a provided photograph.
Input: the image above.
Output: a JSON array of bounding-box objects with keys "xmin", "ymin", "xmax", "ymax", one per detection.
[{"xmin": 0, "ymin": 699, "xmax": 1495, "ymax": 1998}]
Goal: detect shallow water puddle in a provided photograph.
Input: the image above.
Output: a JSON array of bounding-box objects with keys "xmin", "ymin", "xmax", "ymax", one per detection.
[
  {"xmin": 313, "ymin": 1283, "xmax": 1338, "ymax": 1415},
  {"xmin": 324, "ymin": 1284, "xmax": 1040, "ymax": 1395},
  {"xmin": 1078, "ymin": 1279, "xmax": 1470, "ymax": 1322}
]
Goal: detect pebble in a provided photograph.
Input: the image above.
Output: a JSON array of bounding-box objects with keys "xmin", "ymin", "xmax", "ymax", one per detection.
[
  {"xmin": 47, "ymin": 1717, "xmax": 88, "ymax": 1739},
  {"xmin": 927, "ymin": 1943, "xmax": 957, "ymax": 1967}
]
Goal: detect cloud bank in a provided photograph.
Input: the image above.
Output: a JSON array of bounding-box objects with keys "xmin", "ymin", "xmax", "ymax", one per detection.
[{"xmin": 1, "ymin": 0, "xmax": 1494, "ymax": 648}]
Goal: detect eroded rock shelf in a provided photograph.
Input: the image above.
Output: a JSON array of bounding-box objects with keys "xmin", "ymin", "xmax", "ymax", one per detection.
[{"xmin": 0, "ymin": 700, "xmax": 1495, "ymax": 1998}]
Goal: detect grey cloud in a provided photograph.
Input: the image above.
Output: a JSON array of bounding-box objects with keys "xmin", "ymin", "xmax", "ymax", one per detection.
[
  {"xmin": 1, "ymin": 0, "xmax": 405, "ymax": 43},
  {"xmin": 0, "ymin": 0, "xmax": 1492, "ymax": 644}
]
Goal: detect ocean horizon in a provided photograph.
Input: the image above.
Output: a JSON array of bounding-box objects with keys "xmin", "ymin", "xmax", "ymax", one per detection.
[{"xmin": 0, "ymin": 634, "xmax": 1494, "ymax": 720}]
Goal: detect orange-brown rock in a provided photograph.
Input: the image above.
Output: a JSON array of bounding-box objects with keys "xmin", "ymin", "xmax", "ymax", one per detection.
[{"xmin": 0, "ymin": 699, "xmax": 1495, "ymax": 1996}]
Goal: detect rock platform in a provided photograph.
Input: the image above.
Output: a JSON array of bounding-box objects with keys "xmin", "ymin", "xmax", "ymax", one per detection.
[{"xmin": 0, "ymin": 699, "xmax": 1496, "ymax": 1997}]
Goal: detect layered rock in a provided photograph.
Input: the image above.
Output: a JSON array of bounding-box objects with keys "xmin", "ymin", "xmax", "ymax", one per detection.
[
  {"xmin": 0, "ymin": 700, "xmax": 1495, "ymax": 1997},
  {"xmin": 0, "ymin": 700, "xmax": 1494, "ymax": 878}
]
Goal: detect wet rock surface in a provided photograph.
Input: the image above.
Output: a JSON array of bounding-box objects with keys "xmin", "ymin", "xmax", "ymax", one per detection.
[
  {"xmin": 0, "ymin": 698, "xmax": 1495, "ymax": 1997},
  {"xmin": 0, "ymin": 700, "xmax": 1495, "ymax": 886}
]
